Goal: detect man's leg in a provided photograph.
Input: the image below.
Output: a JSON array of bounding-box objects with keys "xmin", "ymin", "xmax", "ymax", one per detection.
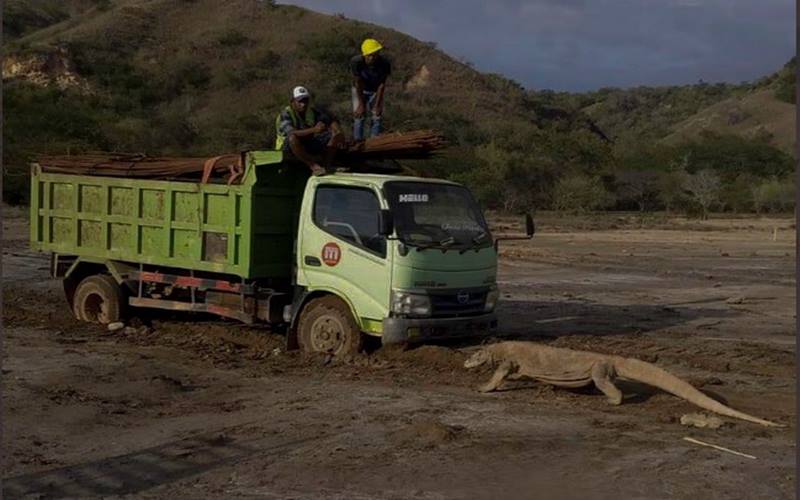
[
  {"xmin": 368, "ymin": 92, "xmax": 382, "ymax": 137},
  {"xmin": 352, "ymin": 87, "xmax": 365, "ymax": 142},
  {"xmin": 322, "ymin": 131, "xmax": 343, "ymax": 169},
  {"xmin": 370, "ymin": 112, "xmax": 382, "ymax": 138},
  {"xmin": 288, "ymin": 135, "xmax": 324, "ymax": 176}
]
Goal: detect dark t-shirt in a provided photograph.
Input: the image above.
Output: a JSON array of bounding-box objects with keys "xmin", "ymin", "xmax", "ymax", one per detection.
[{"xmin": 350, "ymin": 54, "xmax": 391, "ymax": 92}]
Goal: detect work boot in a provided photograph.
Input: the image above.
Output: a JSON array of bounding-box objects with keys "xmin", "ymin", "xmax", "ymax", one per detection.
[{"xmin": 310, "ymin": 164, "xmax": 326, "ymax": 176}]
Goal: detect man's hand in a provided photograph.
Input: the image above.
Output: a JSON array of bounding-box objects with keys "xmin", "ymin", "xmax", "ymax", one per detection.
[
  {"xmin": 373, "ymin": 101, "xmax": 383, "ymax": 117},
  {"xmin": 354, "ymin": 101, "xmax": 365, "ymax": 118},
  {"xmin": 313, "ymin": 122, "xmax": 327, "ymax": 134},
  {"xmin": 331, "ymin": 131, "xmax": 346, "ymax": 150}
]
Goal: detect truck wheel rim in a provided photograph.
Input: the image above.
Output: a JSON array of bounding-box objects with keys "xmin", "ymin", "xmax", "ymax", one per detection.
[
  {"xmin": 84, "ymin": 293, "xmax": 108, "ymax": 323},
  {"xmin": 309, "ymin": 315, "xmax": 347, "ymax": 353}
]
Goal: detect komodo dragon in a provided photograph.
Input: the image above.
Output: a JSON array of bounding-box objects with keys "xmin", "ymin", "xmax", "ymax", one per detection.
[{"xmin": 464, "ymin": 341, "xmax": 782, "ymax": 427}]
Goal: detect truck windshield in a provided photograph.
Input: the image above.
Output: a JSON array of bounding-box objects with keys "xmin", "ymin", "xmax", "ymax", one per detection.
[{"xmin": 384, "ymin": 182, "xmax": 491, "ymax": 249}]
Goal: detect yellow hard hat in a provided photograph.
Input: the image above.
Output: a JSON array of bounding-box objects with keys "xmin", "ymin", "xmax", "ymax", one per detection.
[{"xmin": 361, "ymin": 38, "xmax": 383, "ymax": 56}]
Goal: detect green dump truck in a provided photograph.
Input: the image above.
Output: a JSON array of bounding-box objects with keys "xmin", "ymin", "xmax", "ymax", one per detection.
[{"xmin": 30, "ymin": 151, "xmax": 533, "ymax": 354}]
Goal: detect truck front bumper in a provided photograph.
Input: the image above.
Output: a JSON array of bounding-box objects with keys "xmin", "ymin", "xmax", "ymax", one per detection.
[{"xmin": 381, "ymin": 313, "xmax": 497, "ymax": 345}]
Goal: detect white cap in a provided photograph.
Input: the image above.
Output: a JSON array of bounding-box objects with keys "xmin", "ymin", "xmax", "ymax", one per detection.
[{"xmin": 292, "ymin": 86, "xmax": 311, "ymax": 100}]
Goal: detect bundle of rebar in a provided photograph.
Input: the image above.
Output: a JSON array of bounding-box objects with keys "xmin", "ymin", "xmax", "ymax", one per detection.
[
  {"xmin": 35, "ymin": 129, "xmax": 446, "ymax": 182},
  {"xmin": 36, "ymin": 153, "xmax": 242, "ymax": 183},
  {"xmin": 345, "ymin": 130, "xmax": 446, "ymax": 160}
]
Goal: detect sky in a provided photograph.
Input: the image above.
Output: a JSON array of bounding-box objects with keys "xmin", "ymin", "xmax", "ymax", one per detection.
[{"xmin": 281, "ymin": 0, "xmax": 796, "ymax": 92}]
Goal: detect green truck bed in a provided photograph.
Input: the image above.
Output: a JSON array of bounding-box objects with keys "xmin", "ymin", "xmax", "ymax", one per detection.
[{"xmin": 30, "ymin": 151, "xmax": 308, "ymax": 280}]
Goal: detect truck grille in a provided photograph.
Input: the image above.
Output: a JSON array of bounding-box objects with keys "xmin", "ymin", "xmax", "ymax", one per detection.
[{"xmin": 429, "ymin": 288, "xmax": 488, "ymax": 317}]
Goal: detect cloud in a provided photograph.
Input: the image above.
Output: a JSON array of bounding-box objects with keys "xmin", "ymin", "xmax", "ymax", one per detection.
[{"xmin": 280, "ymin": 0, "xmax": 795, "ymax": 91}]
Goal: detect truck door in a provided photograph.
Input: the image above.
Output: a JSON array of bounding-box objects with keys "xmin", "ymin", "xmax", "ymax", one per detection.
[{"xmin": 299, "ymin": 184, "xmax": 391, "ymax": 326}]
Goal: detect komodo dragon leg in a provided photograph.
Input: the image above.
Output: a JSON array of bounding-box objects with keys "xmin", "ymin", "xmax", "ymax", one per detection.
[
  {"xmin": 591, "ymin": 362, "xmax": 623, "ymax": 405},
  {"xmin": 479, "ymin": 361, "xmax": 514, "ymax": 393}
]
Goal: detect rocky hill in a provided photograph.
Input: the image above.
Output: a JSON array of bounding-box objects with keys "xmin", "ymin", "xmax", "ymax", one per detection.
[
  {"xmin": 2, "ymin": 0, "xmax": 794, "ymax": 211},
  {"xmin": 3, "ymin": 0, "xmax": 542, "ymax": 151},
  {"xmin": 540, "ymin": 57, "xmax": 795, "ymax": 154}
]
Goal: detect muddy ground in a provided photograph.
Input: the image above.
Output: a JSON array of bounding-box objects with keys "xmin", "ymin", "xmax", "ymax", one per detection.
[{"xmin": 2, "ymin": 209, "xmax": 796, "ymax": 499}]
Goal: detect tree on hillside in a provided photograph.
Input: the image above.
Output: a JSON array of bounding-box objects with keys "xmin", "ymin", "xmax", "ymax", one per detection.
[
  {"xmin": 458, "ymin": 142, "xmax": 542, "ymax": 212},
  {"xmin": 752, "ymin": 176, "xmax": 795, "ymax": 213},
  {"xmin": 678, "ymin": 132, "xmax": 793, "ymax": 179},
  {"xmin": 717, "ymin": 173, "xmax": 761, "ymax": 213},
  {"xmin": 683, "ymin": 169, "xmax": 721, "ymax": 219},
  {"xmin": 552, "ymin": 173, "xmax": 615, "ymax": 213},
  {"xmin": 615, "ymin": 170, "xmax": 659, "ymax": 211},
  {"xmin": 657, "ymin": 170, "xmax": 686, "ymax": 213}
]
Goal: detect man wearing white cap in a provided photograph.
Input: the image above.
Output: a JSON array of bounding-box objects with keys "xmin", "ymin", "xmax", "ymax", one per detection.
[{"xmin": 275, "ymin": 86, "xmax": 343, "ymax": 175}]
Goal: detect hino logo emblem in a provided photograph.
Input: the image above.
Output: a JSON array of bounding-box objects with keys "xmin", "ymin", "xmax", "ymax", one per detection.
[{"xmin": 457, "ymin": 291, "xmax": 470, "ymax": 304}]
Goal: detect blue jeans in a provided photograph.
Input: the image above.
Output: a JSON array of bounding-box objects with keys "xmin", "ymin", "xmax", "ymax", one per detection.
[{"xmin": 352, "ymin": 87, "xmax": 382, "ymax": 141}]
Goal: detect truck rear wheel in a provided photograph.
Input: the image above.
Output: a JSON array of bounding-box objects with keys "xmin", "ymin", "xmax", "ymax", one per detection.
[
  {"xmin": 297, "ymin": 296, "xmax": 363, "ymax": 356},
  {"xmin": 72, "ymin": 275, "xmax": 125, "ymax": 324}
]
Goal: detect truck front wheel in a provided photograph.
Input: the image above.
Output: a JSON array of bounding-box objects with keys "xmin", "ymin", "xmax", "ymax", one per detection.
[
  {"xmin": 297, "ymin": 296, "xmax": 363, "ymax": 356},
  {"xmin": 72, "ymin": 275, "xmax": 125, "ymax": 324}
]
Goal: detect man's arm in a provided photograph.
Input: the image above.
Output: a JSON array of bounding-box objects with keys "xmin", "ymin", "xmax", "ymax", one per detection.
[
  {"xmin": 292, "ymin": 124, "xmax": 325, "ymax": 137},
  {"xmin": 279, "ymin": 111, "xmax": 323, "ymax": 138},
  {"xmin": 351, "ymin": 56, "xmax": 366, "ymax": 116},
  {"xmin": 374, "ymin": 82, "xmax": 386, "ymax": 116},
  {"xmin": 353, "ymin": 77, "xmax": 366, "ymax": 116},
  {"xmin": 374, "ymin": 58, "xmax": 390, "ymax": 115},
  {"xmin": 329, "ymin": 120, "xmax": 344, "ymax": 140}
]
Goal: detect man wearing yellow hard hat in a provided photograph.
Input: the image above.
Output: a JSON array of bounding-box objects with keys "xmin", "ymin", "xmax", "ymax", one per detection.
[{"xmin": 350, "ymin": 38, "xmax": 391, "ymax": 141}]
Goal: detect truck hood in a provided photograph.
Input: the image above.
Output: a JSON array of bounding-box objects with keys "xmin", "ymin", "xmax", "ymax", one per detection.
[{"xmin": 391, "ymin": 244, "xmax": 497, "ymax": 289}]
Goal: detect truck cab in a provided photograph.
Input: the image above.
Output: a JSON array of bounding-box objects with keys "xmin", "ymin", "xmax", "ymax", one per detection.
[{"xmin": 291, "ymin": 173, "xmax": 500, "ymax": 354}]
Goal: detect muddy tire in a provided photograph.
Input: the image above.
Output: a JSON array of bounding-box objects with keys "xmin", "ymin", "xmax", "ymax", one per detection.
[
  {"xmin": 297, "ymin": 296, "xmax": 363, "ymax": 356},
  {"xmin": 72, "ymin": 275, "xmax": 125, "ymax": 324},
  {"xmin": 63, "ymin": 276, "xmax": 79, "ymax": 310}
]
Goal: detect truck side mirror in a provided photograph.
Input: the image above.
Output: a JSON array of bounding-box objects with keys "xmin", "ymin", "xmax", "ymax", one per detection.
[
  {"xmin": 494, "ymin": 213, "xmax": 535, "ymax": 250},
  {"xmin": 525, "ymin": 213, "xmax": 535, "ymax": 237},
  {"xmin": 378, "ymin": 209, "xmax": 394, "ymax": 236}
]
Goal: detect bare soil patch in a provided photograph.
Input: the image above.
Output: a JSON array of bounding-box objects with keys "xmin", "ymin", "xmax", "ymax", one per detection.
[{"xmin": 2, "ymin": 213, "xmax": 795, "ymax": 499}]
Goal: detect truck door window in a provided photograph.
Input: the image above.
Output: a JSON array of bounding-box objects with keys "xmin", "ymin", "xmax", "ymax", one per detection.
[{"xmin": 313, "ymin": 186, "xmax": 386, "ymax": 257}]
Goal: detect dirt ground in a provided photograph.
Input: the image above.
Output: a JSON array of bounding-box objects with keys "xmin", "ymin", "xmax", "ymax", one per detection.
[{"xmin": 2, "ymin": 208, "xmax": 796, "ymax": 499}]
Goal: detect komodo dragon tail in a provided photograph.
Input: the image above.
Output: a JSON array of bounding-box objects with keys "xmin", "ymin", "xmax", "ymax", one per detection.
[{"xmin": 616, "ymin": 358, "xmax": 783, "ymax": 427}]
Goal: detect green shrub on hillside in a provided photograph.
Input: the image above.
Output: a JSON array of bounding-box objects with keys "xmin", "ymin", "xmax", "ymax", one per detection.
[
  {"xmin": 66, "ymin": 40, "xmax": 160, "ymax": 111},
  {"xmin": 3, "ymin": 82, "xmax": 110, "ymax": 203},
  {"xmin": 613, "ymin": 170, "xmax": 660, "ymax": 211},
  {"xmin": 157, "ymin": 60, "xmax": 212, "ymax": 99},
  {"xmin": 656, "ymin": 169, "xmax": 688, "ymax": 213},
  {"xmin": 675, "ymin": 131, "xmax": 793, "ymax": 179},
  {"xmin": 3, "ymin": 0, "xmax": 68, "ymax": 40},
  {"xmin": 453, "ymin": 141, "xmax": 556, "ymax": 212},
  {"xmin": 773, "ymin": 57, "xmax": 796, "ymax": 104},
  {"xmin": 552, "ymin": 174, "xmax": 616, "ymax": 213},
  {"xmin": 718, "ymin": 173, "xmax": 757, "ymax": 212},
  {"xmin": 225, "ymin": 49, "xmax": 282, "ymax": 89},
  {"xmin": 299, "ymin": 27, "xmax": 366, "ymax": 76},
  {"xmin": 216, "ymin": 28, "xmax": 251, "ymax": 47},
  {"xmin": 752, "ymin": 176, "xmax": 795, "ymax": 213}
]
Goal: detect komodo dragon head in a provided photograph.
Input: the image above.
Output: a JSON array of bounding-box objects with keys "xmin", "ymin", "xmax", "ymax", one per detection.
[{"xmin": 464, "ymin": 348, "xmax": 493, "ymax": 369}]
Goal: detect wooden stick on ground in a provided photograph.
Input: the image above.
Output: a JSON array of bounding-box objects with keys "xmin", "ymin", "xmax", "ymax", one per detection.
[{"xmin": 682, "ymin": 437, "xmax": 757, "ymax": 460}]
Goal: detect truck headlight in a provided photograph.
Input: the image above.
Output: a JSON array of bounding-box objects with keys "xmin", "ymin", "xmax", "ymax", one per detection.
[
  {"xmin": 484, "ymin": 286, "xmax": 499, "ymax": 312},
  {"xmin": 391, "ymin": 290, "xmax": 432, "ymax": 317}
]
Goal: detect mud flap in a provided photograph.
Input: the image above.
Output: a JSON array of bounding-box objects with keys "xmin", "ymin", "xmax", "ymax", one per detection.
[{"xmin": 286, "ymin": 327, "xmax": 300, "ymax": 351}]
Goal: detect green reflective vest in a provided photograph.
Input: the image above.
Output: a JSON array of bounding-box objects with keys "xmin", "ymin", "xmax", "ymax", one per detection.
[{"xmin": 274, "ymin": 105, "xmax": 317, "ymax": 150}]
